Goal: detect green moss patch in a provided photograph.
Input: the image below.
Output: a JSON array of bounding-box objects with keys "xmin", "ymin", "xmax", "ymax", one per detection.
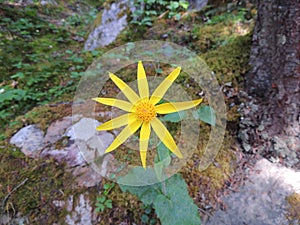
[
  {"xmin": 286, "ymin": 193, "xmax": 300, "ymax": 222},
  {"xmin": 201, "ymin": 33, "xmax": 252, "ymax": 86},
  {"xmin": 0, "ymin": 143, "xmax": 74, "ymax": 224}
]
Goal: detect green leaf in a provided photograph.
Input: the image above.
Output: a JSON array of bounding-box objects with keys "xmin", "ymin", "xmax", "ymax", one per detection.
[
  {"xmin": 161, "ymin": 111, "xmax": 186, "ymax": 122},
  {"xmin": 150, "ymin": 218, "xmax": 157, "ymax": 225},
  {"xmin": 155, "ymin": 68, "xmax": 163, "ymax": 74},
  {"xmin": 142, "ymin": 214, "xmax": 149, "ymax": 223},
  {"xmin": 103, "ymin": 183, "xmax": 115, "ymax": 190},
  {"xmin": 119, "ymin": 173, "xmax": 201, "ymax": 225},
  {"xmin": 193, "ymin": 106, "xmax": 216, "ymax": 126},
  {"xmin": 0, "ymin": 88, "xmax": 26, "ymax": 103},
  {"xmin": 153, "ymin": 175, "xmax": 201, "ymax": 225},
  {"xmin": 97, "ymin": 196, "xmax": 106, "ymax": 203},
  {"xmin": 144, "ymin": 205, "xmax": 152, "ymax": 214},
  {"xmin": 179, "ymin": 0, "xmax": 189, "ymax": 9},
  {"xmin": 117, "ymin": 167, "xmax": 162, "ymax": 186},
  {"xmin": 11, "ymin": 72, "xmax": 24, "ymax": 79},
  {"xmin": 167, "ymin": 1, "xmax": 179, "ymax": 10},
  {"xmin": 95, "ymin": 203, "xmax": 105, "ymax": 212},
  {"xmin": 104, "ymin": 199, "xmax": 113, "ymax": 209},
  {"xmin": 174, "ymin": 13, "xmax": 181, "ymax": 21}
]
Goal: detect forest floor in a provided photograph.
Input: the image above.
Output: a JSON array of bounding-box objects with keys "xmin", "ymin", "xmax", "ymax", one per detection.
[{"xmin": 0, "ymin": 1, "xmax": 299, "ymax": 225}]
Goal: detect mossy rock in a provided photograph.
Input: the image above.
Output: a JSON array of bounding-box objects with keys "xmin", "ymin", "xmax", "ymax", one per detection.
[
  {"xmin": 5, "ymin": 102, "xmax": 72, "ymax": 139},
  {"xmin": 286, "ymin": 193, "xmax": 300, "ymax": 222},
  {"xmin": 201, "ymin": 33, "xmax": 252, "ymax": 86},
  {"xmin": 195, "ymin": 20, "xmax": 251, "ymax": 52}
]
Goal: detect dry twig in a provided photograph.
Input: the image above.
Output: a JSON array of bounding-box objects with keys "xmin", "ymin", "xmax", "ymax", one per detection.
[{"xmin": 1, "ymin": 178, "xmax": 29, "ymax": 213}]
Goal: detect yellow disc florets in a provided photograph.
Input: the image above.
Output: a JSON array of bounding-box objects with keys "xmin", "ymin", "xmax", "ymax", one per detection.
[{"xmin": 135, "ymin": 101, "xmax": 156, "ymax": 122}]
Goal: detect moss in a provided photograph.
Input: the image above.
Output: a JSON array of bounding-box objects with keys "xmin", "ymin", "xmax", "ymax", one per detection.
[
  {"xmin": 182, "ymin": 127, "xmax": 236, "ymax": 208},
  {"xmin": 5, "ymin": 102, "xmax": 72, "ymax": 138},
  {"xmin": 286, "ymin": 193, "xmax": 300, "ymax": 222},
  {"xmin": 0, "ymin": 143, "xmax": 74, "ymax": 224},
  {"xmin": 195, "ymin": 21, "xmax": 247, "ymax": 52},
  {"xmin": 87, "ymin": 11, "xmax": 103, "ymax": 35},
  {"xmin": 201, "ymin": 33, "xmax": 252, "ymax": 86}
]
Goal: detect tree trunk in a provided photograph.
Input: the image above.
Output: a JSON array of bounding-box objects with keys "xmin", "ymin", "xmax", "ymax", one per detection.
[{"xmin": 241, "ymin": 0, "xmax": 300, "ymax": 167}]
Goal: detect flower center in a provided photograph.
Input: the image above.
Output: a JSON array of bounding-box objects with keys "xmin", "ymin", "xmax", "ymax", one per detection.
[{"xmin": 135, "ymin": 101, "xmax": 156, "ymax": 122}]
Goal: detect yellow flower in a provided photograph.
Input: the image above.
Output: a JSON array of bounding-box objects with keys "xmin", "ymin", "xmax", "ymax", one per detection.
[{"xmin": 93, "ymin": 61, "xmax": 202, "ymax": 168}]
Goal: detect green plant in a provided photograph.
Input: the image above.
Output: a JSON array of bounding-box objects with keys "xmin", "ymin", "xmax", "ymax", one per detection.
[
  {"xmin": 131, "ymin": 0, "xmax": 189, "ymax": 26},
  {"xmin": 205, "ymin": 8, "xmax": 247, "ymax": 25},
  {"xmin": 95, "ymin": 183, "xmax": 115, "ymax": 212},
  {"xmin": 167, "ymin": 0, "xmax": 189, "ymax": 20},
  {"xmin": 0, "ymin": 4, "xmax": 98, "ymax": 129},
  {"xmin": 95, "ymin": 196, "xmax": 113, "ymax": 212},
  {"xmin": 119, "ymin": 171, "xmax": 201, "ymax": 225},
  {"xmin": 115, "ymin": 105, "xmax": 216, "ymax": 224}
]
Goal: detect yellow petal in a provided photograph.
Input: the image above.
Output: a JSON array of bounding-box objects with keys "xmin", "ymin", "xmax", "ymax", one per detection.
[
  {"xmin": 92, "ymin": 97, "xmax": 133, "ymax": 112},
  {"xmin": 150, "ymin": 67, "xmax": 181, "ymax": 105},
  {"xmin": 140, "ymin": 122, "xmax": 151, "ymax": 168},
  {"xmin": 155, "ymin": 99, "xmax": 203, "ymax": 114},
  {"xmin": 137, "ymin": 61, "xmax": 149, "ymax": 99},
  {"xmin": 105, "ymin": 119, "xmax": 142, "ymax": 153},
  {"xmin": 109, "ymin": 73, "xmax": 140, "ymax": 104},
  {"xmin": 150, "ymin": 117, "xmax": 183, "ymax": 158},
  {"xmin": 96, "ymin": 113, "xmax": 136, "ymax": 131}
]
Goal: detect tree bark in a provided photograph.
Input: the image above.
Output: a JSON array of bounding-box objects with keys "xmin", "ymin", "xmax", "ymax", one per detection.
[{"xmin": 242, "ymin": 0, "xmax": 300, "ymax": 166}]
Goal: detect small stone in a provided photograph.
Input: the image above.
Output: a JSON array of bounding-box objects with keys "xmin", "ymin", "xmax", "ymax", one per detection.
[
  {"xmin": 65, "ymin": 118, "xmax": 101, "ymax": 142},
  {"xmin": 41, "ymin": 143, "xmax": 85, "ymax": 168},
  {"xmin": 273, "ymin": 136, "xmax": 288, "ymax": 153},
  {"xmin": 261, "ymin": 132, "xmax": 269, "ymax": 139},
  {"xmin": 243, "ymin": 143, "xmax": 252, "ymax": 152},
  {"xmin": 257, "ymin": 124, "xmax": 265, "ymax": 131},
  {"xmin": 65, "ymin": 194, "xmax": 97, "ymax": 225},
  {"xmin": 53, "ymin": 200, "xmax": 65, "ymax": 208},
  {"xmin": 44, "ymin": 117, "xmax": 72, "ymax": 144},
  {"xmin": 72, "ymin": 166, "xmax": 102, "ymax": 188},
  {"xmin": 188, "ymin": 0, "xmax": 208, "ymax": 11},
  {"xmin": 229, "ymin": 102, "xmax": 235, "ymax": 108},
  {"xmin": 250, "ymin": 103, "xmax": 259, "ymax": 112},
  {"xmin": 225, "ymin": 82, "xmax": 232, "ymax": 87},
  {"xmin": 40, "ymin": 0, "xmax": 57, "ymax": 5},
  {"xmin": 161, "ymin": 33, "xmax": 169, "ymax": 39},
  {"xmin": 10, "ymin": 125, "xmax": 45, "ymax": 157}
]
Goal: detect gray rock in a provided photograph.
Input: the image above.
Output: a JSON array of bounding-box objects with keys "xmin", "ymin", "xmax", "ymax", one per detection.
[
  {"xmin": 10, "ymin": 125, "xmax": 45, "ymax": 157},
  {"xmin": 65, "ymin": 194, "xmax": 98, "ymax": 225},
  {"xmin": 40, "ymin": 0, "xmax": 57, "ymax": 5},
  {"xmin": 84, "ymin": 0, "xmax": 134, "ymax": 50},
  {"xmin": 14, "ymin": 0, "xmax": 34, "ymax": 6},
  {"xmin": 41, "ymin": 143, "xmax": 86, "ymax": 168},
  {"xmin": 206, "ymin": 159, "xmax": 300, "ymax": 225},
  {"xmin": 87, "ymin": 131, "xmax": 114, "ymax": 156},
  {"xmin": 0, "ymin": 213, "xmax": 29, "ymax": 225},
  {"xmin": 71, "ymin": 166, "xmax": 103, "ymax": 188},
  {"xmin": 188, "ymin": 0, "xmax": 208, "ymax": 11},
  {"xmin": 65, "ymin": 118, "xmax": 101, "ymax": 142},
  {"xmin": 9, "ymin": 116, "xmax": 114, "ymax": 189},
  {"xmin": 43, "ymin": 116, "xmax": 114, "ymax": 166},
  {"xmin": 44, "ymin": 116, "xmax": 72, "ymax": 144}
]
